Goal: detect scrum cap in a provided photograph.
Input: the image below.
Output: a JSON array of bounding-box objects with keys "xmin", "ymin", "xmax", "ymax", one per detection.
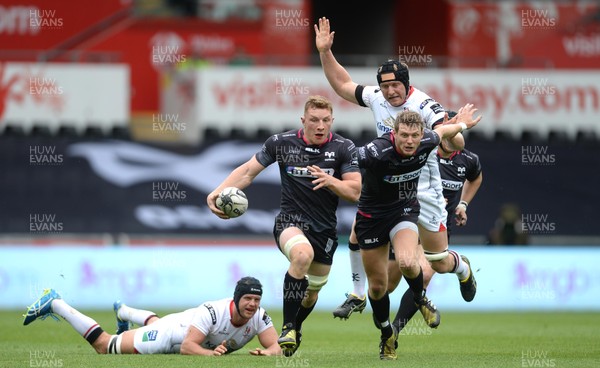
[
  {"xmin": 377, "ymin": 60, "xmax": 410, "ymax": 94},
  {"xmin": 233, "ymin": 276, "xmax": 263, "ymax": 313}
]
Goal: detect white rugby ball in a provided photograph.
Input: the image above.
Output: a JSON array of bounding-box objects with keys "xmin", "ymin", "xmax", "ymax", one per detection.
[{"xmin": 216, "ymin": 187, "xmax": 248, "ymax": 218}]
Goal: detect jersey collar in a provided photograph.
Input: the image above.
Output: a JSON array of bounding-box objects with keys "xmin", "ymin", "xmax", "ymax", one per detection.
[{"xmin": 297, "ymin": 129, "xmax": 333, "ymax": 147}]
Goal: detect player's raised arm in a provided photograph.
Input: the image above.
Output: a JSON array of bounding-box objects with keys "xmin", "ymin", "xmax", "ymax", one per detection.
[{"xmin": 314, "ymin": 17, "xmax": 359, "ymax": 104}]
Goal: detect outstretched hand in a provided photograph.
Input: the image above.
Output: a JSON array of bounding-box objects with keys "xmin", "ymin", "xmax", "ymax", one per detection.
[
  {"xmin": 455, "ymin": 103, "xmax": 482, "ymax": 129},
  {"xmin": 314, "ymin": 17, "xmax": 335, "ymax": 53}
]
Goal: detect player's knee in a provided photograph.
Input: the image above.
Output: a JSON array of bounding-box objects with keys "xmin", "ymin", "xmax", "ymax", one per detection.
[
  {"xmin": 105, "ymin": 334, "xmax": 123, "ymax": 355},
  {"xmin": 283, "ymin": 234, "xmax": 313, "ymax": 266},
  {"xmin": 369, "ymin": 281, "xmax": 387, "ymax": 298}
]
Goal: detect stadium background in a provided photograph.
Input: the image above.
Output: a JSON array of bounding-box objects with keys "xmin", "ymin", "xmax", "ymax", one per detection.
[{"xmin": 1, "ymin": 0, "xmax": 600, "ymax": 316}]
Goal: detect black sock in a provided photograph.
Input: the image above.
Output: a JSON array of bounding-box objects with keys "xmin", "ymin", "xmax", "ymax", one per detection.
[
  {"xmin": 368, "ymin": 292, "xmax": 392, "ymax": 338},
  {"xmin": 392, "ymin": 288, "xmax": 419, "ymax": 332},
  {"xmin": 295, "ymin": 300, "xmax": 316, "ymax": 332},
  {"xmin": 283, "ymin": 272, "xmax": 308, "ymax": 329},
  {"xmin": 404, "ymin": 268, "xmax": 425, "ymax": 303},
  {"xmin": 85, "ymin": 326, "xmax": 104, "ymax": 345}
]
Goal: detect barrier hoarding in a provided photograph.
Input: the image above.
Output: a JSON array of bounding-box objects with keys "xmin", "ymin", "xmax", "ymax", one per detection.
[{"xmin": 1, "ymin": 245, "xmax": 597, "ymax": 311}]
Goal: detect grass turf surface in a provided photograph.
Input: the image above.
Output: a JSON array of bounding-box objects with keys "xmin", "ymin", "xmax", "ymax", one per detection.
[{"xmin": 2, "ymin": 309, "xmax": 599, "ymax": 368}]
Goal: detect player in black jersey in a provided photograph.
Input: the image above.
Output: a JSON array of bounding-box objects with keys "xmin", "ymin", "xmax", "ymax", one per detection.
[
  {"xmin": 207, "ymin": 96, "xmax": 361, "ymax": 357},
  {"xmin": 389, "ymin": 110, "xmax": 483, "ymax": 335},
  {"xmin": 438, "ymin": 113, "xmax": 483, "ymax": 234},
  {"xmin": 356, "ymin": 107, "xmax": 481, "ymax": 360}
]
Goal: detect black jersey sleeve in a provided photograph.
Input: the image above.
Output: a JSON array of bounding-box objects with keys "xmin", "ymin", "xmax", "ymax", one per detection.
[
  {"xmin": 339, "ymin": 139, "xmax": 360, "ymax": 175},
  {"xmin": 254, "ymin": 134, "xmax": 278, "ymax": 167},
  {"xmin": 464, "ymin": 150, "xmax": 482, "ymax": 181}
]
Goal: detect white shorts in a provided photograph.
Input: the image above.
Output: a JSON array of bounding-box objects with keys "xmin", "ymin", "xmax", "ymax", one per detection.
[
  {"xmin": 417, "ymin": 151, "xmax": 448, "ymax": 232},
  {"xmin": 133, "ymin": 311, "xmax": 191, "ymax": 354},
  {"xmin": 417, "ymin": 191, "xmax": 448, "ymax": 232}
]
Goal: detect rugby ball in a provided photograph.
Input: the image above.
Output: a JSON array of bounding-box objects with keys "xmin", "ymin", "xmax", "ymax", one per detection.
[{"xmin": 216, "ymin": 187, "xmax": 248, "ymax": 218}]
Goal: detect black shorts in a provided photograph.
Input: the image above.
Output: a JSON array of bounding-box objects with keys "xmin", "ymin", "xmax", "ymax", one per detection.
[
  {"xmin": 355, "ymin": 207, "xmax": 419, "ymax": 251},
  {"xmin": 273, "ymin": 213, "xmax": 338, "ymax": 265}
]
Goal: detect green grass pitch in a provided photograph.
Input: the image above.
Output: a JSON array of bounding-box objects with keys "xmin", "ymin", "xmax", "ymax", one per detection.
[{"xmin": 2, "ymin": 309, "xmax": 599, "ymax": 368}]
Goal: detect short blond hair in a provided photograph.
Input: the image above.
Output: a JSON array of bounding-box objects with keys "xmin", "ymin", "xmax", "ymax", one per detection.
[
  {"xmin": 304, "ymin": 95, "xmax": 333, "ymax": 114},
  {"xmin": 394, "ymin": 111, "xmax": 424, "ymax": 132}
]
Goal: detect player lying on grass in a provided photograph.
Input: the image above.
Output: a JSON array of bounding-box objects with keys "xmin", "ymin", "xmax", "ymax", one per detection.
[{"xmin": 23, "ymin": 276, "xmax": 281, "ymax": 356}]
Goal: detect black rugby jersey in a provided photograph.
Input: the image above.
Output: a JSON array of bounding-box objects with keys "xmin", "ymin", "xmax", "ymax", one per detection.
[
  {"xmin": 357, "ymin": 129, "xmax": 440, "ymax": 217},
  {"xmin": 255, "ymin": 129, "xmax": 359, "ymax": 232},
  {"xmin": 438, "ymin": 148, "xmax": 482, "ymax": 227}
]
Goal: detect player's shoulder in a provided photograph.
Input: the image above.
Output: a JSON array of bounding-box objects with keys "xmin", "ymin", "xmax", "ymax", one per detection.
[
  {"xmin": 360, "ymin": 135, "xmax": 393, "ymax": 158},
  {"xmin": 460, "ymin": 148, "xmax": 481, "ymax": 161},
  {"xmin": 331, "ymin": 132, "xmax": 356, "ymax": 148},
  {"xmin": 360, "ymin": 85, "xmax": 386, "ymax": 104},
  {"xmin": 406, "ymin": 88, "xmax": 444, "ymax": 116},
  {"xmin": 263, "ymin": 130, "xmax": 299, "ymax": 148}
]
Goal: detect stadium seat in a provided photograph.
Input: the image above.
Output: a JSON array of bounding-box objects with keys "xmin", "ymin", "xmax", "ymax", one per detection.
[
  {"xmin": 31, "ymin": 125, "xmax": 53, "ymax": 137},
  {"xmin": 575, "ymin": 130, "xmax": 597, "ymax": 144},
  {"xmin": 110, "ymin": 126, "xmax": 131, "ymax": 140},
  {"xmin": 493, "ymin": 130, "xmax": 514, "ymax": 141},
  {"xmin": 520, "ymin": 130, "xmax": 542, "ymax": 143},
  {"xmin": 230, "ymin": 127, "xmax": 248, "ymax": 140},
  {"xmin": 255, "ymin": 127, "xmax": 273, "ymax": 141},
  {"xmin": 203, "ymin": 127, "xmax": 222, "ymax": 142},
  {"xmin": 83, "ymin": 126, "xmax": 105, "ymax": 139},
  {"xmin": 1, "ymin": 124, "xmax": 26, "ymax": 137},
  {"xmin": 548, "ymin": 130, "xmax": 569, "ymax": 143},
  {"xmin": 57, "ymin": 125, "xmax": 79, "ymax": 138}
]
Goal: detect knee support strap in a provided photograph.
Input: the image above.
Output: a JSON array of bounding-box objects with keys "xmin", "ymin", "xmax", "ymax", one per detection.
[
  {"xmin": 424, "ymin": 249, "xmax": 449, "ymax": 262},
  {"xmin": 307, "ymin": 274, "xmax": 328, "ymax": 291},
  {"xmin": 282, "ymin": 234, "xmax": 310, "ymax": 261}
]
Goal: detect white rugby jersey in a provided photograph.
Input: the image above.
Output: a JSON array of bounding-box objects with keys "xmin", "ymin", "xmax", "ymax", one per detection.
[
  {"xmin": 358, "ymin": 85, "xmax": 446, "ymax": 200},
  {"xmin": 191, "ymin": 298, "xmax": 273, "ymax": 353}
]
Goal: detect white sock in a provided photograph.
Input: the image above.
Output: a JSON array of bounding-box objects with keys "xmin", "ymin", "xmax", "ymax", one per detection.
[
  {"xmin": 349, "ymin": 249, "xmax": 366, "ymax": 298},
  {"xmin": 449, "ymin": 250, "xmax": 470, "ymax": 281},
  {"xmin": 117, "ymin": 304, "xmax": 156, "ymax": 326},
  {"xmin": 51, "ymin": 299, "xmax": 100, "ymax": 338}
]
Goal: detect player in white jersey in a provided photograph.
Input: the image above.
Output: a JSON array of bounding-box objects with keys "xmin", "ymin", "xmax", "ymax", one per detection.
[
  {"xmin": 315, "ymin": 17, "xmax": 477, "ymax": 320},
  {"xmin": 23, "ymin": 277, "xmax": 282, "ymax": 356}
]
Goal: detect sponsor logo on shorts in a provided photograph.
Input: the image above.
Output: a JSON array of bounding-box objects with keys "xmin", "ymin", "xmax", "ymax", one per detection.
[{"xmin": 142, "ymin": 330, "xmax": 158, "ymax": 342}]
